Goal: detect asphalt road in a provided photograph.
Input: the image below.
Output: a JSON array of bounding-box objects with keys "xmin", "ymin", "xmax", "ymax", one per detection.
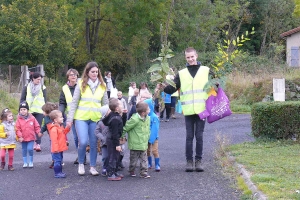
[{"xmin": 0, "ymin": 113, "xmax": 253, "ymax": 200}]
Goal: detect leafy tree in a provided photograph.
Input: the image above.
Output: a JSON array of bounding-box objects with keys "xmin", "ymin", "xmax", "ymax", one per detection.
[{"xmin": 0, "ymin": 0, "xmax": 76, "ymax": 77}]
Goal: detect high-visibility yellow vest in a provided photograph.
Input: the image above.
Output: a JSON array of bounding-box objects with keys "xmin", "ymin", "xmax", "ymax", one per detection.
[
  {"xmin": 179, "ymin": 66, "xmax": 209, "ymax": 115},
  {"xmin": 26, "ymin": 85, "xmax": 46, "ymax": 114},
  {"xmin": 62, "ymin": 84, "xmax": 73, "ymax": 113},
  {"xmin": 74, "ymin": 81, "xmax": 106, "ymax": 122}
]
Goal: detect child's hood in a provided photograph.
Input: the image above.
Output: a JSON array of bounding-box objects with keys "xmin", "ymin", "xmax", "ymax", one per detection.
[
  {"xmin": 100, "ymin": 105, "xmax": 109, "ymax": 119},
  {"xmin": 144, "ymin": 99, "xmax": 155, "ymax": 116},
  {"xmin": 47, "ymin": 123, "xmax": 60, "ymax": 132}
]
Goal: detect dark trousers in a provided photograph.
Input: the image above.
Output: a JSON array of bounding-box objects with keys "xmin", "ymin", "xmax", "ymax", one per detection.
[
  {"xmin": 106, "ymin": 138, "xmax": 119, "ymax": 173},
  {"xmin": 185, "ymin": 114, "xmax": 205, "ymax": 161},
  {"xmin": 32, "ymin": 113, "xmax": 43, "ymax": 145},
  {"xmin": 160, "ymin": 103, "xmax": 171, "ymax": 119},
  {"xmin": 107, "ymin": 91, "xmax": 111, "ymax": 99}
]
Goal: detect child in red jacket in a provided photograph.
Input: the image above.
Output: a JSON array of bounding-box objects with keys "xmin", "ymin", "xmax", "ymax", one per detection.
[
  {"xmin": 47, "ymin": 110, "xmax": 70, "ymax": 178},
  {"xmin": 16, "ymin": 102, "xmax": 41, "ymax": 168}
]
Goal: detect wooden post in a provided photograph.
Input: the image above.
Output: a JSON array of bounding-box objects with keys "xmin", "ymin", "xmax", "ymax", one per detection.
[
  {"xmin": 37, "ymin": 64, "xmax": 45, "ymax": 85},
  {"xmin": 9, "ymin": 65, "xmax": 12, "ymax": 93},
  {"xmin": 20, "ymin": 65, "xmax": 29, "ymax": 89}
]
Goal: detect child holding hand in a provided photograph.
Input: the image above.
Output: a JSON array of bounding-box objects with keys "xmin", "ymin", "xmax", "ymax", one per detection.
[
  {"xmin": 16, "ymin": 101, "xmax": 41, "ymax": 168},
  {"xmin": 47, "ymin": 110, "xmax": 70, "ymax": 178},
  {"xmin": 0, "ymin": 108, "xmax": 17, "ymax": 171}
]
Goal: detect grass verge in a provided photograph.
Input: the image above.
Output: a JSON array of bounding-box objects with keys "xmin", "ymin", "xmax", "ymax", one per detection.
[{"xmin": 229, "ymin": 139, "xmax": 300, "ymax": 200}]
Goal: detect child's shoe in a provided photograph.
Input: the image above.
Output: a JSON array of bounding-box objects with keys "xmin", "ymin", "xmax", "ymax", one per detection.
[
  {"xmin": 54, "ymin": 173, "xmax": 66, "ymax": 178},
  {"xmin": 49, "ymin": 161, "xmax": 54, "ymax": 169},
  {"xmin": 129, "ymin": 171, "xmax": 136, "ymax": 177},
  {"xmin": 0, "ymin": 162, "xmax": 5, "ymax": 170},
  {"xmin": 165, "ymin": 118, "xmax": 170, "ymax": 122},
  {"xmin": 155, "ymin": 158, "xmax": 161, "ymax": 172},
  {"xmin": 28, "ymin": 162, "xmax": 34, "ymax": 168},
  {"xmin": 148, "ymin": 157, "xmax": 152, "ymax": 169},
  {"xmin": 23, "ymin": 163, "xmax": 28, "ymax": 168},
  {"xmin": 140, "ymin": 173, "xmax": 151, "ymax": 178},
  {"xmin": 114, "ymin": 172, "xmax": 124, "ymax": 178},
  {"xmin": 107, "ymin": 173, "xmax": 121, "ymax": 181},
  {"xmin": 101, "ymin": 169, "xmax": 107, "ymax": 176},
  {"xmin": 33, "ymin": 142, "xmax": 37, "ymax": 150},
  {"xmin": 35, "ymin": 144, "xmax": 41, "ymax": 152},
  {"xmin": 8, "ymin": 165, "xmax": 14, "ymax": 171}
]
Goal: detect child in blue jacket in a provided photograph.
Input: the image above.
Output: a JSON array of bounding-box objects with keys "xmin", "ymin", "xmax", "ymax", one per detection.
[{"xmin": 144, "ymin": 98, "xmax": 160, "ymax": 171}]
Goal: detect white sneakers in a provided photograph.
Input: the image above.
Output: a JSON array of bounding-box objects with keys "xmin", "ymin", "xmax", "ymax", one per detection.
[
  {"xmin": 89, "ymin": 167, "xmax": 99, "ymax": 176},
  {"xmin": 78, "ymin": 164, "xmax": 85, "ymax": 175},
  {"xmin": 78, "ymin": 164, "xmax": 99, "ymax": 176}
]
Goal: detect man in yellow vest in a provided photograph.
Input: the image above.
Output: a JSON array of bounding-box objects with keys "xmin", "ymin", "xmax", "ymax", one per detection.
[{"xmin": 164, "ymin": 47, "xmax": 214, "ymax": 172}]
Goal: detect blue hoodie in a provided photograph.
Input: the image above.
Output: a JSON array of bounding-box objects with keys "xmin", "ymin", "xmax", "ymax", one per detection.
[{"xmin": 144, "ymin": 99, "xmax": 160, "ymax": 144}]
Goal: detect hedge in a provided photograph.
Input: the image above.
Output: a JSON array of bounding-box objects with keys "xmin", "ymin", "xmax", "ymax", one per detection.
[{"xmin": 251, "ymin": 101, "xmax": 300, "ymax": 139}]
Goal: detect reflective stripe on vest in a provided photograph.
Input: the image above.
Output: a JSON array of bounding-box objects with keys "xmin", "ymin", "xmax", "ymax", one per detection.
[
  {"xmin": 74, "ymin": 81, "xmax": 106, "ymax": 122},
  {"xmin": 62, "ymin": 84, "xmax": 73, "ymax": 113},
  {"xmin": 179, "ymin": 66, "xmax": 209, "ymax": 115},
  {"xmin": 26, "ymin": 85, "xmax": 46, "ymax": 114}
]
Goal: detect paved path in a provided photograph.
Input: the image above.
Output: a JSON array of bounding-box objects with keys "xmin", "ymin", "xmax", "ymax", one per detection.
[{"xmin": 1, "ymin": 114, "xmax": 253, "ymax": 200}]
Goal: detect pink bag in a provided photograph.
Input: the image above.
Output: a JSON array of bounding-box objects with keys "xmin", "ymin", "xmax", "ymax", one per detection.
[{"xmin": 203, "ymin": 88, "xmax": 232, "ymax": 123}]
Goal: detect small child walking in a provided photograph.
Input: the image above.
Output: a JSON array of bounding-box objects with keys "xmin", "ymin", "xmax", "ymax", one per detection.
[
  {"xmin": 16, "ymin": 101, "xmax": 41, "ymax": 168},
  {"xmin": 102, "ymin": 98, "xmax": 124, "ymax": 181},
  {"xmin": 160, "ymin": 91, "xmax": 171, "ymax": 122},
  {"xmin": 122, "ymin": 101, "xmax": 151, "ymax": 178},
  {"xmin": 47, "ymin": 110, "xmax": 70, "ymax": 178},
  {"xmin": 0, "ymin": 108, "xmax": 17, "ymax": 171},
  {"xmin": 144, "ymin": 99, "xmax": 161, "ymax": 171},
  {"xmin": 95, "ymin": 105, "xmax": 110, "ymax": 176},
  {"xmin": 38, "ymin": 102, "xmax": 59, "ymax": 168}
]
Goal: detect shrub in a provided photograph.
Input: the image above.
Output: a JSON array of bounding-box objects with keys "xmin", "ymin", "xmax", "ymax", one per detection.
[{"xmin": 251, "ymin": 102, "xmax": 300, "ymax": 139}]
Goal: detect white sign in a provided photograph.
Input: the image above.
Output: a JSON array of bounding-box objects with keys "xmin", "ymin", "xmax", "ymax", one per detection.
[{"xmin": 273, "ymin": 78, "xmax": 285, "ymax": 101}]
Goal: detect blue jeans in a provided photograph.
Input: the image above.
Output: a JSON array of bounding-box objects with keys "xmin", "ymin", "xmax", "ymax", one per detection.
[
  {"xmin": 71, "ymin": 124, "xmax": 78, "ymax": 149},
  {"xmin": 101, "ymin": 145, "xmax": 108, "ymax": 170},
  {"xmin": 52, "ymin": 152, "xmax": 63, "ymax": 167},
  {"xmin": 22, "ymin": 141, "xmax": 34, "ymax": 157},
  {"xmin": 75, "ymin": 119, "xmax": 97, "ymax": 166},
  {"xmin": 185, "ymin": 114, "xmax": 205, "ymax": 161}
]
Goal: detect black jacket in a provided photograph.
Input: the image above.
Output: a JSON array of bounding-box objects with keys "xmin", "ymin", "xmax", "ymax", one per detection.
[
  {"xmin": 59, "ymin": 83, "xmax": 77, "ymax": 113},
  {"xmin": 102, "ymin": 112, "xmax": 123, "ymax": 146}
]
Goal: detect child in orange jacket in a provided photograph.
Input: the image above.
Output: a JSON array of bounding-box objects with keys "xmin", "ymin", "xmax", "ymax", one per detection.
[{"xmin": 47, "ymin": 110, "xmax": 70, "ymax": 178}]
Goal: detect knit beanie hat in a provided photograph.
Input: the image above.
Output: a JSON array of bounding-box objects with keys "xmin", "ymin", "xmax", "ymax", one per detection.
[{"xmin": 19, "ymin": 101, "xmax": 29, "ymax": 111}]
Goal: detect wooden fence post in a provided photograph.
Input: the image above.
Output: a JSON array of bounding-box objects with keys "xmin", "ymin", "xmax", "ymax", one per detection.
[{"xmin": 9, "ymin": 65, "xmax": 11, "ymax": 93}]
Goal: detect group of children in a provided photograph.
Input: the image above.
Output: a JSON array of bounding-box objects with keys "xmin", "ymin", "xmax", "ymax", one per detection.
[{"xmin": 0, "ymin": 83, "xmax": 162, "ymax": 181}]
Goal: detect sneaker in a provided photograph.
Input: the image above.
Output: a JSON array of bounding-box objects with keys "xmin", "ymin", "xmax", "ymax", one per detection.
[
  {"xmin": 185, "ymin": 160, "xmax": 193, "ymax": 172},
  {"xmin": 23, "ymin": 163, "xmax": 28, "ymax": 168},
  {"xmin": 54, "ymin": 173, "xmax": 66, "ymax": 178},
  {"xmin": 28, "ymin": 162, "xmax": 34, "ymax": 168},
  {"xmin": 114, "ymin": 172, "xmax": 124, "ymax": 178},
  {"xmin": 89, "ymin": 167, "xmax": 99, "ymax": 176},
  {"xmin": 78, "ymin": 164, "xmax": 85, "ymax": 175},
  {"xmin": 8, "ymin": 165, "xmax": 14, "ymax": 171},
  {"xmin": 160, "ymin": 118, "xmax": 164, "ymax": 122},
  {"xmin": 33, "ymin": 142, "xmax": 37, "ymax": 150},
  {"xmin": 140, "ymin": 173, "xmax": 151, "ymax": 178},
  {"xmin": 35, "ymin": 144, "xmax": 41, "ymax": 152},
  {"xmin": 165, "ymin": 119, "xmax": 170, "ymax": 122},
  {"xmin": 49, "ymin": 161, "xmax": 54, "ymax": 169},
  {"xmin": 195, "ymin": 159, "xmax": 204, "ymax": 172},
  {"xmin": 107, "ymin": 174, "xmax": 121, "ymax": 181},
  {"xmin": 129, "ymin": 171, "xmax": 136, "ymax": 177},
  {"xmin": 101, "ymin": 169, "xmax": 107, "ymax": 176}
]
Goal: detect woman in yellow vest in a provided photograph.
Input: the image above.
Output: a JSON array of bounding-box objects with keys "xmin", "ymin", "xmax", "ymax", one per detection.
[
  {"xmin": 20, "ymin": 72, "xmax": 46, "ymax": 152},
  {"xmin": 67, "ymin": 62, "xmax": 108, "ymax": 176},
  {"xmin": 59, "ymin": 68, "xmax": 80, "ymax": 164}
]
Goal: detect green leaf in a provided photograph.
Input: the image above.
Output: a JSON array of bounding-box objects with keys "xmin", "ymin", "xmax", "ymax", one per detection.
[
  {"xmin": 161, "ymin": 62, "xmax": 169, "ymax": 73},
  {"xmin": 165, "ymin": 78, "xmax": 176, "ymax": 88},
  {"xmin": 147, "ymin": 64, "xmax": 161, "ymax": 73},
  {"xmin": 150, "ymin": 74, "xmax": 163, "ymax": 82}
]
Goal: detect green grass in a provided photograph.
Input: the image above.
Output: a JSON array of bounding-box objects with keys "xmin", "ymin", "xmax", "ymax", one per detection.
[
  {"xmin": 229, "ymin": 140, "xmax": 300, "ymax": 200},
  {"xmin": 0, "ymin": 87, "xmax": 19, "ymax": 114}
]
